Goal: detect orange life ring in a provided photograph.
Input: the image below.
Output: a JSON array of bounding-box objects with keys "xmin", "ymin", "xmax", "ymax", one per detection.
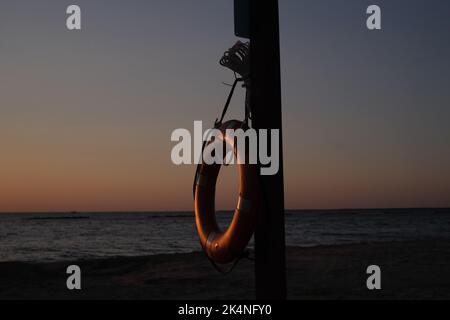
[{"xmin": 194, "ymin": 120, "xmax": 259, "ymax": 264}]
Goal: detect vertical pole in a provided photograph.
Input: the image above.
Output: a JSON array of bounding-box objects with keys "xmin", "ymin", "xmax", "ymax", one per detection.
[{"xmin": 250, "ymin": 0, "xmax": 287, "ymax": 299}]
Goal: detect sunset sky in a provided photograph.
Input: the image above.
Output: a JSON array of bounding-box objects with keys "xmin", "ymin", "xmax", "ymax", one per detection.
[{"xmin": 1, "ymin": 0, "xmax": 449, "ymax": 212}]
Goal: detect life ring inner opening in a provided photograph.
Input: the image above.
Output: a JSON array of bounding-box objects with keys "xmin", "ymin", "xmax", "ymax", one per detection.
[
  {"xmin": 214, "ymin": 156, "xmax": 240, "ymax": 229},
  {"xmin": 210, "ymin": 131, "xmax": 242, "ymax": 229}
]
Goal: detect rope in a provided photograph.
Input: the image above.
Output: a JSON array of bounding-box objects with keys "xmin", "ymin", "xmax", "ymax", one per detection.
[
  {"xmin": 215, "ymin": 77, "xmax": 245, "ymax": 127},
  {"xmin": 193, "ymin": 74, "xmax": 247, "ymax": 198},
  {"xmin": 205, "ymin": 250, "xmax": 251, "ymax": 275}
]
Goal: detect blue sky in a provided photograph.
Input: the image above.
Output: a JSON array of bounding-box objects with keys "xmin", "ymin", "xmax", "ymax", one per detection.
[{"xmin": 0, "ymin": 0, "xmax": 449, "ymax": 211}]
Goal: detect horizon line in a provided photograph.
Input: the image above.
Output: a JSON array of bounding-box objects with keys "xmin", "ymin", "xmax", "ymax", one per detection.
[{"xmin": 0, "ymin": 207, "xmax": 449, "ymax": 214}]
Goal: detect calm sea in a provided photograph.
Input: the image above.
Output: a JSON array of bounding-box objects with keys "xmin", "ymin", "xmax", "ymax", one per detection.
[{"xmin": 0, "ymin": 209, "xmax": 449, "ymax": 262}]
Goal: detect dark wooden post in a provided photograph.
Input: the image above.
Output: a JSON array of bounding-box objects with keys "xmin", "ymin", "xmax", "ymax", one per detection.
[{"xmin": 250, "ymin": 0, "xmax": 287, "ymax": 300}]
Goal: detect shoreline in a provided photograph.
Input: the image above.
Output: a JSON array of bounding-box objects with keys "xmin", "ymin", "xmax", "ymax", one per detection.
[{"xmin": 1, "ymin": 240, "xmax": 449, "ymax": 299}]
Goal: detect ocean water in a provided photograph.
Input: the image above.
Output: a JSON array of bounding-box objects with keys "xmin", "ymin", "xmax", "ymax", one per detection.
[{"xmin": 0, "ymin": 209, "xmax": 449, "ymax": 262}]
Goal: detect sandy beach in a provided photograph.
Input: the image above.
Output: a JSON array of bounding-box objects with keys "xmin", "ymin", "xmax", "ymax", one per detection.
[{"xmin": 0, "ymin": 240, "xmax": 449, "ymax": 300}]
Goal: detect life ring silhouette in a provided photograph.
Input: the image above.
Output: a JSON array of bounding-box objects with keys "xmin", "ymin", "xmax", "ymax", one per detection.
[{"xmin": 194, "ymin": 120, "xmax": 259, "ymax": 264}]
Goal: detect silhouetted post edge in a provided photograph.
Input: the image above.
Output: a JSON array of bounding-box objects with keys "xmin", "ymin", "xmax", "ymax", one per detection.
[{"xmin": 250, "ymin": 0, "xmax": 287, "ymax": 299}]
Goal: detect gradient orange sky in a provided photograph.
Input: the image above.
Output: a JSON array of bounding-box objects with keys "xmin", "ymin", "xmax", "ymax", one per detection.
[{"xmin": 1, "ymin": 0, "xmax": 450, "ymax": 212}]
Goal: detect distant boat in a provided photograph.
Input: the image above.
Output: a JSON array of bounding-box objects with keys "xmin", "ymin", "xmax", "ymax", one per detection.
[
  {"xmin": 27, "ymin": 212, "xmax": 89, "ymax": 221},
  {"xmin": 27, "ymin": 216, "xmax": 89, "ymax": 221}
]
